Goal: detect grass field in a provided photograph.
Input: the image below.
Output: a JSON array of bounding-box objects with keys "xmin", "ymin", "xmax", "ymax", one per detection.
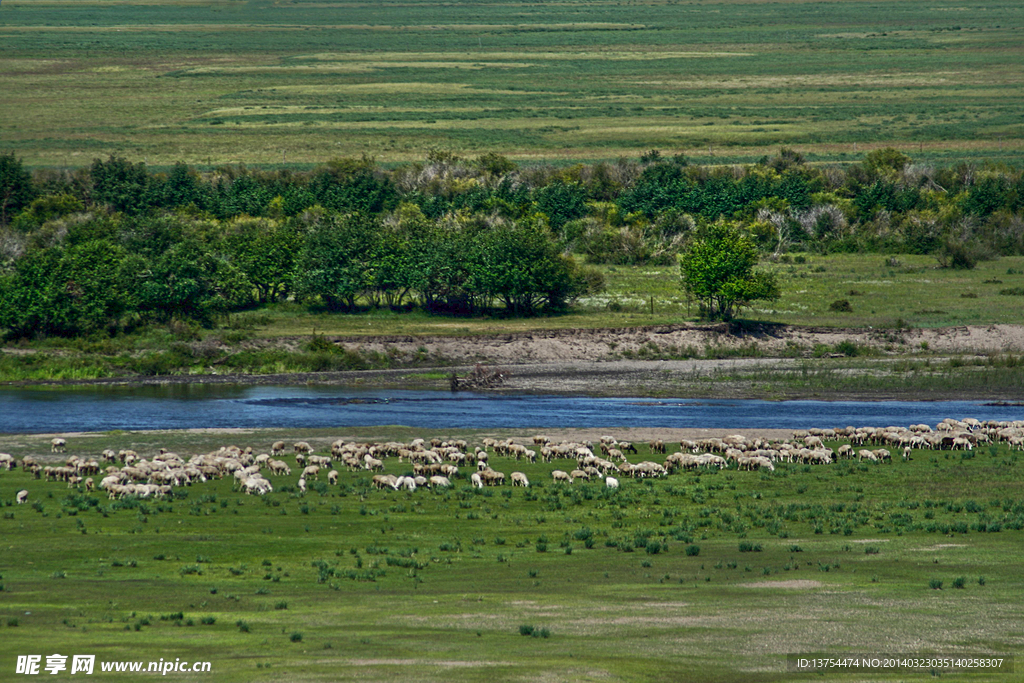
[
  {"xmin": 1, "ymin": 0, "xmax": 1022, "ymax": 167},
  {"xmin": 0, "ymin": 427, "xmax": 1022, "ymax": 681}
]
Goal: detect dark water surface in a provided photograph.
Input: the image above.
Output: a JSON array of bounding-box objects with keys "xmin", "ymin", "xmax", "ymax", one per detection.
[{"xmin": 0, "ymin": 385, "xmax": 1020, "ymax": 433}]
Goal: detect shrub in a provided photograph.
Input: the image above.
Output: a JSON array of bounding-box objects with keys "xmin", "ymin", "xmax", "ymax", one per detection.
[
  {"xmin": 828, "ymin": 299, "xmax": 853, "ymax": 313},
  {"xmin": 274, "ymin": 601, "xmax": 288, "ymax": 610},
  {"xmin": 290, "ymin": 632, "xmax": 303, "ymax": 642},
  {"xmin": 929, "ymin": 579, "xmax": 943, "ymax": 590},
  {"xmin": 978, "ymin": 576, "xmax": 986, "ymax": 586},
  {"xmin": 685, "ymin": 544, "xmax": 701, "ymax": 556},
  {"xmin": 200, "ymin": 616, "xmax": 215, "ymax": 625},
  {"xmin": 864, "ymin": 546, "xmax": 881, "ymax": 555},
  {"xmin": 738, "ymin": 542, "xmax": 763, "ymax": 552},
  {"xmin": 519, "ymin": 624, "xmax": 535, "ymax": 636},
  {"xmin": 952, "ymin": 576, "xmax": 967, "ymax": 589},
  {"xmin": 236, "ymin": 620, "xmax": 250, "ymax": 633}
]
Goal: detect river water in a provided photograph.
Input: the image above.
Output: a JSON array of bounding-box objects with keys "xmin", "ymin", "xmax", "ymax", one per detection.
[{"xmin": 0, "ymin": 385, "xmax": 1020, "ymax": 433}]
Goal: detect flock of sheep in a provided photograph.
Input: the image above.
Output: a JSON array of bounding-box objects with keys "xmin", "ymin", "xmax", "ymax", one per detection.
[{"xmin": 2, "ymin": 417, "xmax": 1023, "ymax": 506}]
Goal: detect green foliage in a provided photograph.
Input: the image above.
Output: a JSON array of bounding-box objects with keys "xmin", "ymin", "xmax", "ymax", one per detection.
[
  {"xmin": 680, "ymin": 222, "xmax": 780, "ymax": 320},
  {"xmin": 294, "ymin": 213, "xmax": 379, "ymax": 311},
  {"xmin": 0, "ymin": 153, "xmax": 36, "ymax": 225},
  {"xmin": 90, "ymin": 156, "xmax": 150, "ymax": 214}
]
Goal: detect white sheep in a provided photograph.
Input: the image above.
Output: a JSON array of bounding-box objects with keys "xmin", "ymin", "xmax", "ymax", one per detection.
[
  {"xmin": 51, "ymin": 438, "xmax": 67, "ymax": 453},
  {"xmin": 327, "ymin": 470, "xmax": 338, "ymax": 485},
  {"xmin": 297, "ymin": 477, "xmax": 306, "ymax": 494},
  {"xmin": 605, "ymin": 476, "xmax": 619, "ymax": 489},
  {"xmin": 16, "ymin": 489, "xmax": 29, "ymax": 504},
  {"xmin": 511, "ymin": 471, "xmax": 529, "ymax": 487},
  {"xmin": 470, "ymin": 472, "xmax": 484, "ymax": 489},
  {"xmin": 428, "ymin": 475, "xmax": 451, "ymax": 488},
  {"xmin": 551, "ymin": 470, "xmax": 572, "ymax": 484}
]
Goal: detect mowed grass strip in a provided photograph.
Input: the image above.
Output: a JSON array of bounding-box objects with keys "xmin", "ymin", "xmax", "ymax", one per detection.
[{"xmin": 2, "ymin": 0, "xmax": 1021, "ymax": 166}]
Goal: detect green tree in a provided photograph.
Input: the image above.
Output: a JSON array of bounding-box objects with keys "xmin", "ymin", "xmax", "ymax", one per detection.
[
  {"xmin": 680, "ymin": 221, "xmax": 780, "ymax": 320},
  {"xmin": 0, "ymin": 240, "xmax": 137, "ymax": 337},
  {"xmin": 223, "ymin": 218, "xmax": 301, "ymax": 303},
  {"xmin": 138, "ymin": 238, "xmax": 249, "ymax": 323},
  {"xmin": 293, "ymin": 214, "xmax": 379, "ymax": 310},
  {"xmin": 90, "ymin": 156, "xmax": 150, "ymax": 214},
  {"xmin": 0, "ymin": 152, "xmax": 36, "ymax": 225},
  {"xmin": 470, "ymin": 220, "xmax": 591, "ymax": 315}
]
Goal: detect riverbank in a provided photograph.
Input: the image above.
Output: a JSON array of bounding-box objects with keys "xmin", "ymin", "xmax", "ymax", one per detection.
[{"xmin": 3, "ymin": 323, "xmax": 1024, "ymax": 400}]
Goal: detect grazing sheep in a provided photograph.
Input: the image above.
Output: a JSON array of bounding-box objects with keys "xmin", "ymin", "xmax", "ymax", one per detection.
[
  {"xmin": 16, "ymin": 489, "xmax": 29, "ymax": 504},
  {"xmin": 297, "ymin": 478, "xmax": 306, "ymax": 494},
  {"xmin": 858, "ymin": 449, "xmax": 879, "ymax": 462},
  {"xmin": 551, "ymin": 470, "xmax": 572, "ymax": 484},
  {"xmin": 511, "ymin": 471, "xmax": 529, "ymax": 487},
  {"xmin": 429, "ymin": 475, "xmax": 451, "ymax": 488},
  {"xmin": 294, "ymin": 441, "xmax": 313, "ymax": 455},
  {"xmin": 327, "ymin": 469, "xmax": 338, "ymax": 485},
  {"xmin": 470, "ymin": 472, "xmax": 484, "ymax": 489},
  {"xmin": 268, "ymin": 459, "xmax": 292, "ymax": 476},
  {"xmin": 271, "ymin": 441, "xmax": 287, "ymax": 455},
  {"xmin": 51, "ymin": 437, "xmax": 67, "ymax": 453},
  {"xmin": 605, "ymin": 476, "xmax": 619, "ymax": 489},
  {"xmin": 902, "ymin": 446, "xmax": 913, "ymax": 461},
  {"xmin": 0, "ymin": 453, "xmax": 13, "ymax": 470},
  {"xmin": 302, "ymin": 465, "xmax": 321, "ymax": 480}
]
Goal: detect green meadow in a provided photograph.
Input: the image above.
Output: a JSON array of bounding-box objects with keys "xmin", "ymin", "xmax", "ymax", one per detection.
[
  {"xmin": 0, "ymin": 428, "xmax": 1021, "ymax": 681},
  {"xmin": 1, "ymin": 0, "xmax": 1022, "ymax": 167}
]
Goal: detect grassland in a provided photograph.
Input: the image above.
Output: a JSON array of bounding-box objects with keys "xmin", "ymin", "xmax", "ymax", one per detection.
[
  {"xmin": 0, "ymin": 427, "xmax": 1022, "ymax": 682},
  {"xmin": 1, "ymin": 0, "xmax": 1022, "ymax": 167}
]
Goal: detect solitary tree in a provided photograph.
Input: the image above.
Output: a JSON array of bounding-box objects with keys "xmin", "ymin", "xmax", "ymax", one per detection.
[{"xmin": 680, "ymin": 221, "xmax": 779, "ymax": 320}]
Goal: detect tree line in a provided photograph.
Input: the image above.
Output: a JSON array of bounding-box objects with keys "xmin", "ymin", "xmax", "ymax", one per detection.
[{"xmin": 1, "ymin": 148, "xmax": 1022, "ymax": 337}]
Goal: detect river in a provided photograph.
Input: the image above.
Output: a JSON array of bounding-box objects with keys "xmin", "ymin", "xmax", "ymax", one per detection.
[{"xmin": 0, "ymin": 385, "xmax": 1020, "ymax": 433}]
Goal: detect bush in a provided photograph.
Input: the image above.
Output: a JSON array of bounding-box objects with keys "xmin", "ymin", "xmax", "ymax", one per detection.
[
  {"xmin": 952, "ymin": 576, "xmax": 967, "ymax": 589},
  {"xmin": 290, "ymin": 632, "xmax": 303, "ymax": 642},
  {"xmin": 200, "ymin": 616, "xmax": 215, "ymax": 625},
  {"xmin": 738, "ymin": 542, "xmax": 763, "ymax": 552},
  {"xmin": 828, "ymin": 299, "xmax": 853, "ymax": 313},
  {"xmin": 236, "ymin": 620, "xmax": 250, "ymax": 633},
  {"xmin": 685, "ymin": 544, "xmax": 701, "ymax": 556},
  {"xmin": 929, "ymin": 579, "xmax": 943, "ymax": 590},
  {"xmin": 518, "ymin": 624, "xmax": 535, "ymax": 636},
  {"xmin": 864, "ymin": 546, "xmax": 880, "ymax": 555}
]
